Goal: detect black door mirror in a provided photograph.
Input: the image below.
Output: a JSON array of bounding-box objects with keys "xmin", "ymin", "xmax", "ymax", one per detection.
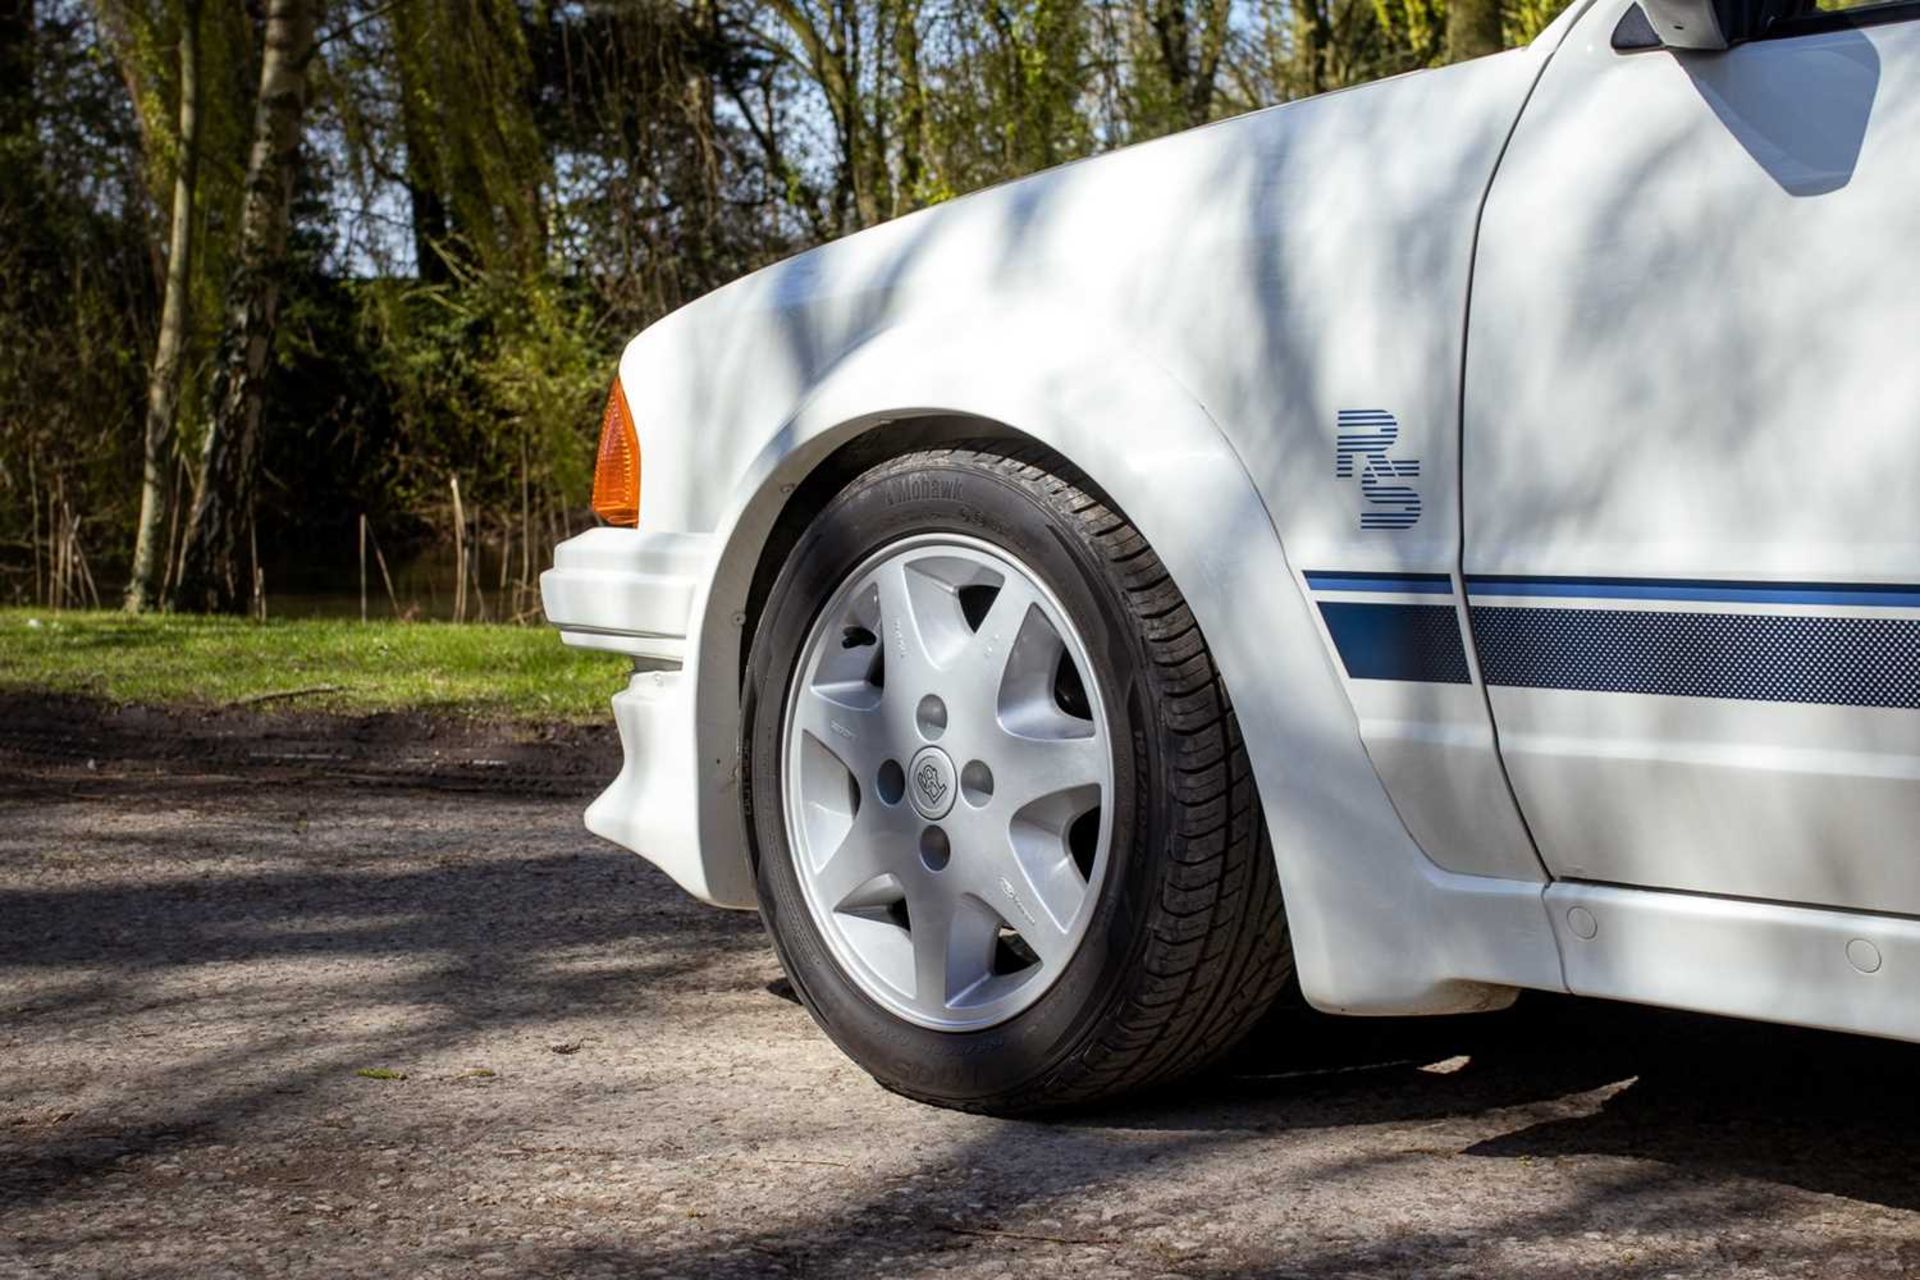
[
  {"xmin": 1616, "ymin": 0, "xmax": 1782, "ymax": 50},
  {"xmin": 1638, "ymin": 0, "xmax": 1736, "ymax": 47}
]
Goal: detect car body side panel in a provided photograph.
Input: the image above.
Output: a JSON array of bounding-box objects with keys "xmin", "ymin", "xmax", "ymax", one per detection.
[
  {"xmin": 550, "ymin": 42, "xmax": 1589, "ymax": 1012},
  {"xmin": 1464, "ymin": 0, "xmax": 1920, "ymax": 915},
  {"xmin": 667, "ymin": 312, "xmax": 1565, "ymax": 1013}
]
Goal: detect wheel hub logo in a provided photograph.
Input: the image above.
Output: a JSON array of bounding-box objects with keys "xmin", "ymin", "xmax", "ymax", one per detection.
[{"xmin": 915, "ymin": 761, "xmax": 948, "ymax": 809}]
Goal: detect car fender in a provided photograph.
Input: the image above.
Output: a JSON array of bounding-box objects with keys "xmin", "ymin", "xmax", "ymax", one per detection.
[{"xmin": 674, "ymin": 304, "xmax": 1564, "ymax": 1015}]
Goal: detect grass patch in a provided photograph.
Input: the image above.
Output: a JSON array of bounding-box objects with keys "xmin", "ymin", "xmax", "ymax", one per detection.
[{"xmin": 0, "ymin": 609, "xmax": 629, "ymax": 723}]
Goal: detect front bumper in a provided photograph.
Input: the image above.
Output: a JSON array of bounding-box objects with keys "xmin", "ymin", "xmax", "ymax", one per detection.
[
  {"xmin": 539, "ymin": 527, "xmax": 713, "ymax": 662},
  {"xmin": 540, "ymin": 529, "xmax": 756, "ymax": 908}
]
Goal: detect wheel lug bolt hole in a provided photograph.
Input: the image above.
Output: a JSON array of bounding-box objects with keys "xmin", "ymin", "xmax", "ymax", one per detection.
[
  {"xmin": 961, "ymin": 760, "xmax": 994, "ymax": 806},
  {"xmin": 919, "ymin": 826, "xmax": 951, "ymax": 872},
  {"xmin": 876, "ymin": 759, "xmax": 906, "ymax": 805},
  {"xmin": 916, "ymin": 694, "xmax": 947, "ymax": 741}
]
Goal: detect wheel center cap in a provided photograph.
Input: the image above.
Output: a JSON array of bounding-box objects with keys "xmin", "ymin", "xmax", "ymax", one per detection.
[{"xmin": 907, "ymin": 746, "xmax": 956, "ymax": 820}]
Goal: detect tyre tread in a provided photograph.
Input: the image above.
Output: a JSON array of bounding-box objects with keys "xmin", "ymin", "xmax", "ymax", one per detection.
[{"xmin": 885, "ymin": 442, "xmax": 1294, "ymax": 1113}]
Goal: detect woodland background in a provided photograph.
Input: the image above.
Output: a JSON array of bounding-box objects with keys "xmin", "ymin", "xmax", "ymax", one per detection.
[{"xmin": 0, "ymin": 0, "xmax": 1564, "ymax": 619}]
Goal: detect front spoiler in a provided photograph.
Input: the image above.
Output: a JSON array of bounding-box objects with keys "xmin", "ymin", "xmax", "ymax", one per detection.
[{"xmin": 541, "ymin": 527, "xmax": 757, "ymax": 908}]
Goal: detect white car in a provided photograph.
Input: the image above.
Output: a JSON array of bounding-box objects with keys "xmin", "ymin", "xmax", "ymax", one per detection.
[{"xmin": 542, "ymin": 0, "xmax": 1920, "ymax": 1113}]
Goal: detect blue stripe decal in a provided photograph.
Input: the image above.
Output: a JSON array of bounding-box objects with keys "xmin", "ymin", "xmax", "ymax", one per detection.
[
  {"xmin": 1305, "ymin": 571, "xmax": 1454, "ymax": 596},
  {"xmin": 1471, "ymin": 607, "xmax": 1920, "ymax": 709},
  {"xmin": 1306, "ymin": 570, "xmax": 1920, "ymax": 703},
  {"xmin": 1467, "ymin": 575, "xmax": 1920, "ymax": 608},
  {"xmin": 1318, "ymin": 602, "xmax": 1472, "ymax": 684}
]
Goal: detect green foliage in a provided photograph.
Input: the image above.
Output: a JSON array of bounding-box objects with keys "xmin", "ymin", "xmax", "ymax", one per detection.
[
  {"xmin": 1, "ymin": 0, "xmax": 149, "ymax": 596},
  {"xmin": 919, "ymin": 0, "xmax": 1094, "ymax": 192},
  {"xmin": 1503, "ymin": 0, "xmax": 1565, "ymax": 43},
  {"xmin": 2, "ymin": 0, "xmax": 1572, "ymax": 611},
  {"xmin": 357, "ymin": 270, "xmax": 605, "ymax": 515},
  {"xmin": 1371, "ymin": 0, "xmax": 1448, "ymax": 68}
]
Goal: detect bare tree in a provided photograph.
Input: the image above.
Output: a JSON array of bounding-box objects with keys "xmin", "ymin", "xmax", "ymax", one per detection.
[
  {"xmin": 1146, "ymin": 0, "xmax": 1234, "ymax": 129},
  {"xmin": 124, "ymin": 0, "xmax": 200, "ymax": 613},
  {"xmin": 173, "ymin": 0, "xmax": 317, "ymax": 613}
]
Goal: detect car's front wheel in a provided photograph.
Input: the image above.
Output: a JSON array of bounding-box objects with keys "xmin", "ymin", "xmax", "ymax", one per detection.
[{"xmin": 743, "ymin": 442, "xmax": 1292, "ymax": 1113}]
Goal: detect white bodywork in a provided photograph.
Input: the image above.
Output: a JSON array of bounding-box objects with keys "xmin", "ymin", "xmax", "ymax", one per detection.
[{"xmin": 543, "ymin": 0, "xmax": 1920, "ymax": 1040}]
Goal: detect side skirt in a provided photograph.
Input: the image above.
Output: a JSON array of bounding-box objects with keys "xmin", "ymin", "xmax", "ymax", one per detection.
[{"xmin": 1547, "ymin": 882, "xmax": 1920, "ymax": 1044}]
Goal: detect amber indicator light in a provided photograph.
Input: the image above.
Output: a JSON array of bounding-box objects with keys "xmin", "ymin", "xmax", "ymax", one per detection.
[{"xmin": 591, "ymin": 377, "xmax": 641, "ymax": 527}]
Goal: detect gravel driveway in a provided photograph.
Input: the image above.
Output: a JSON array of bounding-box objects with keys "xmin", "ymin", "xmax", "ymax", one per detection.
[{"xmin": 4, "ymin": 702, "xmax": 1920, "ymax": 1278}]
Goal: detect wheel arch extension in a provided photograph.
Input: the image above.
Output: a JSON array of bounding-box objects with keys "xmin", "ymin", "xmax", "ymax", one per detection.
[{"xmin": 679, "ymin": 311, "xmax": 1558, "ymax": 1015}]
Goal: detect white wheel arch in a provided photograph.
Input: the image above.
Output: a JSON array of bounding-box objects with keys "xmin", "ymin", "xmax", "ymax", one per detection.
[{"xmin": 666, "ymin": 306, "xmax": 1564, "ymax": 1016}]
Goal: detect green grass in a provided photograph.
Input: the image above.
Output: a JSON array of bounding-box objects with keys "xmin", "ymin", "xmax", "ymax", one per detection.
[{"xmin": 0, "ymin": 608, "xmax": 630, "ymax": 723}]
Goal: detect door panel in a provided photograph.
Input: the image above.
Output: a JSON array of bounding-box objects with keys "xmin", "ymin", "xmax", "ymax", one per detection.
[{"xmin": 1464, "ymin": 2, "xmax": 1920, "ymax": 912}]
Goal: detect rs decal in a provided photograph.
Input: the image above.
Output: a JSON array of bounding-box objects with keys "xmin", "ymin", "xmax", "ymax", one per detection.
[{"xmin": 1336, "ymin": 409, "xmax": 1421, "ymax": 531}]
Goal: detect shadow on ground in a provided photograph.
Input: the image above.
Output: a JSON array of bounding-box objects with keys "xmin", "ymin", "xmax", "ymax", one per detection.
[{"xmin": 3, "ymin": 732, "xmax": 1919, "ymax": 1278}]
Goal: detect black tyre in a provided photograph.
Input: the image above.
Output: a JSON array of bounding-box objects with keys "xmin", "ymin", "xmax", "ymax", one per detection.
[{"xmin": 742, "ymin": 441, "xmax": 1291, "ymax": 1113}]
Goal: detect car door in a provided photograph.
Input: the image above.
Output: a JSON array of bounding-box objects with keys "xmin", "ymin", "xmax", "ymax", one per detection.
[{"xmin": 1462, "ymin": 0, "xmax": 1920, "ymax": 914}]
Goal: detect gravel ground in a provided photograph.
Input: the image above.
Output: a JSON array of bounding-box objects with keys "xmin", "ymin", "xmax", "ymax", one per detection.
[{"xmin": 5, "ymin": 705, "xmax": 1920, "ymax": 1279}]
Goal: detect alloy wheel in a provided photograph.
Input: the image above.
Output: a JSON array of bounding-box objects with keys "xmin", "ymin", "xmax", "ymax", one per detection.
[{"xmin": 780, "ymin": 534, "xmax": 1115, "ymax": 1031}]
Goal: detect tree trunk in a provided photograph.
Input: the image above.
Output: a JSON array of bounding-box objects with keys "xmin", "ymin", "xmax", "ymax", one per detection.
[
  {"xmin": 125, "ymin": 0, "xmax": 201, "ymax": 613},
  {"xmin": 403, "ymin": 114, "xmax": 450, "ymax": 283},
  {"xmin": 891, "ymin": 0, "xmax": 923, "ymax": 212},
  {"xmin": 1294, "ymin": 0, "xmax": 1335, "ymax": 96},
  {"xmin": 686, "ymin": 0, "xmax": 721, "ymax": 262},
  {"xmin": 390, "ymin": 0, "xmax": 450, "ymax": 284},
  {"xmin": 172, "ymin": 0, "xmax": 316, "ymax": 614},
  {"xmin": 767, "ymin": 0, "xmax": 871, "ymax": 233},
  {"xmin": 1149, "ymin": 0, "xmax": 1195, "ymax": 124},
  {"xmin": 1, "ymin": 0, "xmax": 33, "ymax": 140},
  {"xmin": 1190, "ymin": 0, "xmax": 1231, "ymax": 124},
  {"xmin": 1146, "ymin": 0, "xmax": 1229, "ymax": 131},
  {"xmin": 1446, "ymin": 0, "xmax": 1506, "ymax": 62}
]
